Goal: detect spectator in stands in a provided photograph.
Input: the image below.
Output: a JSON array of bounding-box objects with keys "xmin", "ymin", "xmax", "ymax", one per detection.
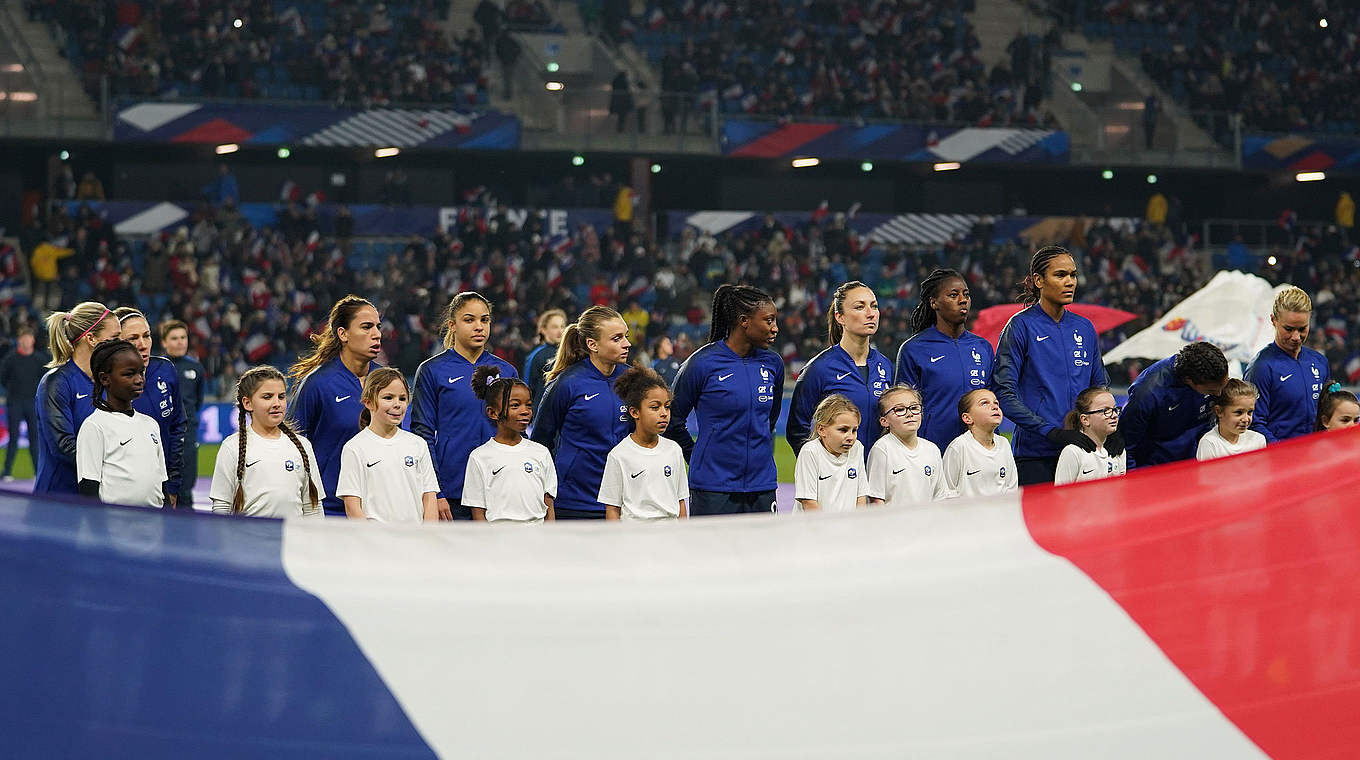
[
  {"xmin": 610, "ymin": 70, "xmax": 634, "ymax": 133},
  {"xmin": 1, "ymin": 327, "xmax": 49, "ymax": 481},
  {"xmin": 1143, "ymin": 94, "xmax": 1160, "ymax": 150},
  {"xmin": 76, "ymin": 171, "xmax": 106, "ymax": 201},
  {"xmin": 203, "ymin": 164, "xmax": 239, "ymax": 206}
]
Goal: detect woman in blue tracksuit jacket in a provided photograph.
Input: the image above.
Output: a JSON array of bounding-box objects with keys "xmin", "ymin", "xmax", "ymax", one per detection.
[
  {"xmin": 115, "ymin": 307, "xmax": 186, "ymax": 507},
  {"xmin": 529, "ymin": 305, "xmax": 632, "ymax": 519},
  {"xmin": 522, "ymin": 308, "xmax": 566, "ymax": 409},
  {"xmin": 993, "ymin": 246, "xmax": 1112, "ymax": 485},
  {"xmin": 1244, "ymin": 286, "xmax": 1329, "ymax": 442},
  {"xmin": 34, "ymin": 301, "xmax": 121, "ymax": 495},
  {"xmin": 666, "ymin": 284, "xmax": 785, "ymax": 516},
  {"xmin": 894, "ymin": 268, "xmax": 995, "ymax": 449},
  {"xmin": 787, "ymin": 281, "xmax": 893, "ymax": 455},
  {"xmin": 288, "ymin": 295, "xmax": 384, "ymax": 516},
  {"xmin": 412, "ymin": 292, "xmax": 518, "ymax": 520}
]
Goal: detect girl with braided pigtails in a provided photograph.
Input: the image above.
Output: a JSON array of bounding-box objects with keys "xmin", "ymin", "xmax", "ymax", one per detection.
[
  {"xmin": 665, "ymin": 284, "xmax": 785, "ymax": 516},
  {"xmin": 209, "ymin": 366, "xmax": 325, "ymax": 518},
  {"xmin": 464, "ymin": 365, "xmax": 557, "ymax": 523}
]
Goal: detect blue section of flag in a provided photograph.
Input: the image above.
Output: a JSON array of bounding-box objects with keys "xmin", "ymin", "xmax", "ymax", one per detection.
[{"xmin": 0, "ymin": 493, "xmax": 436, "ymax": 759}]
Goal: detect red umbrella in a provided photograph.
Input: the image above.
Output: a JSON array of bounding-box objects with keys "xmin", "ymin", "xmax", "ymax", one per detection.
[{"xmin": 971, "ymin": 303, "xmax": 1138, "ymax": 349}]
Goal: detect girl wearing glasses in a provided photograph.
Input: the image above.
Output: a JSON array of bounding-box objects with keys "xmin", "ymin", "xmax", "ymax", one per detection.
[
  {"xmin": 866, "ymin": 385, "xmax": 952, "ymax": 506},
  {"xmin": 1054, "ymin": 386, "xmax": 1127, "ymax": 485}
]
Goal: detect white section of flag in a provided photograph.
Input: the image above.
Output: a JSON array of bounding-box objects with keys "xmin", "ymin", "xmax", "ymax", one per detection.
[
  {"xmin": 685, "ymin": 211, "xmax": 755, "ymax": 235},
  {"xmin": 113, "ymin": 202, "xmax": 188, "ymax": 236},
  {"xmin": 867, "ymin": 213, "xmax": 979, "ymax": 244},
  {"xmin": 301, "ymin": 110, "xmax": 472, "ymax": 148},
  {"xmin": 930, "ymin": 128, "xmax": 1050, "ymax": 162},
  {"xmin": 282, "ymin": 498, "xmax": 1266, "ymax": 759},
  {"xmin": 116, "ymin": 103, "xmax": 202, "ymax": 133}
]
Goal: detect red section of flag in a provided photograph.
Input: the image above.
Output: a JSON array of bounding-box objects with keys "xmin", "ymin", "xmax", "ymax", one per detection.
[
  {"xmin": 972, "ymin": 302, "xmax": 1137, "ymax": 348},
  {"xmin": 729, "ymin": 123, "xmax": 841, "ymax": 158},
  {"xmin": 1022, "ymin": 428, "xmax": 1360, "ymax": 760},
  {"xmin": 170, "ymin": 119, "xmax": 253, "ymax": 144},
  {"xmin": 1287, "ymin": 151, "xmax": 1335, "ymax": 173}
]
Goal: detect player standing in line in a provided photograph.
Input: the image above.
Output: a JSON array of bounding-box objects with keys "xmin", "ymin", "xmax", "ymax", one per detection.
[
  {"xmin": 530, "ymin": 306, "xmax": 633, "ymax": 519},
  {"xmin": 650, "ymin": 335, "xmax": 682, "ymax": 387},
  {"xmin": 942, "ymin": 389, "xmax": 1018, "ymax": 498},
  {"xmin": 866, "ymin": 385, "xmax": 951, "ymax": 507},
  {"xmin": 288, "ymin": 295, "xmax": 383, "ymax": 516},
  {"xmin": 598, "ymin": 367, "xmax": 688, "ymax": 521},
  {"xmin": 793, "ymin": 394, "xmax": 867, "ymax": 513},
  {"xmin": 1119, "ymin": 342, "xmax": 1228, "ymax": 469},
  {"xmin": 523, "ymin": 308, "xmax": 566, "ymax": 408},
  {"xmin": 1053, "ymin": 386, "xmax": 1127, "ymax": 485},
  {"xmin": 895, "ymin": 269, "xmax": 994, "ymax": 449},
  {"xmin": 1244, "ymin": 287, "xmax": 1329, "ymax": 442},
  {"xmin": 114, "ymin": 307, "xmax": 185, "ymax": 507},
  {"xmin": 993, "ymin": 246, "xmax": 1113, "ymax": 485},
  {"xmin": 34, "ymin": 301, "xmax": 121, "ymax": 495},
  {"xmin": 75, "ymin": 340, "xmax": 167, "ymax": 508},
  {"xmin": 787, "ymin": 281, "xmax": 894, "ymax": 455},
  {"xmin": 337, "ymin": 368, "xmax": 439, "ymax": 523},
  {"xmin": 1197, "ymin": 379, "xmax": 1268, "ymax": 461},
  {"xmin": 161, "ymin": 320, "xmax": 206, "ymax": 508},
  {"xmin": 463, "ymin": 366, "xmax": 556, "ymax": 523},
  {"xmin": 411, "ymin": 292, "xmax": 518, "ymax": 521},
  {"xmin": 209, "ymin": 366, "xmax": 324, "ymax": 518},
  {"xmin": 665, "ymin": 285, "xmax": 784, "ymax": 516},
  {"xmin": 1316, "ymin": 385, "xmax": 1360, "ymax": 431}
]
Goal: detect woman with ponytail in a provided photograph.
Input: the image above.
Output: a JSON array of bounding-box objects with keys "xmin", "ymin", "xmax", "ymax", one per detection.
[
  {"xmin": 992, "ymin": 246, "xmax": 1111, "ymax": 485},
  {"xmin": 665, "ymin": 284, "xmax": 785, "ymax": 516},
  {"xmin": 34, "ymin": 301, "xmax": 121, "ymax": 495},
  {"xmin": 411, "ymin": 292, "xmax": 517, "ymax": 520},
  {"xmin": 209, "ymin": 366, "xmax": 324, "ymax": 518},
  {"xmin": 894, "ymin": 269, "xmax": 995, "ymax": 448},
  {"xmin": 288, "ymin": 295, "xmax": 383, "ymax": 515},
  {"xmin": 786, "ymin": 281, "xmax": 893, "ymax": 455},
  {"xmin": 115, "ymin": 307, "xmax": 186, "ymax": 507},
  {"xmin": 528, "ymin": 305, "xmax": 632, "ymax": 519}
]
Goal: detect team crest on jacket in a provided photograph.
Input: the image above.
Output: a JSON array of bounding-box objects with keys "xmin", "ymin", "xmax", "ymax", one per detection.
[
  {"xmin": 760, "ymin": 366, "xmax": 771, "ymax": 380},
  {"xmin": 971, "ymin": 349, "xmax": 983, "ymax": 365},
  {"xmin": 878, "ymin": 364, "xmax": 887, "ymax": 378},
  {"xmin": 404, "ymin": 456, "xmax": 415, "ymax": 467},
  {"xmin": 157, "ymin": 379, "xmax": 168, "ymax": 393}
]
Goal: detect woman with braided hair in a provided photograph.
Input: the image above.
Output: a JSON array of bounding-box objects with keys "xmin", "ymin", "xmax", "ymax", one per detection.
[
  {"xmin": 894, "ymin": 269, "xmax": 994, "ymax": 449},
  {"xmin": 209, "ymin": 366, "xmax": 324, "ymax": 518},
  {"xmin": 665, "ymin": 284, "xmax": 785, "ymax": 516},
  {"xmin": 35, "ymin": 300, "xmax": 122, "ymax": 495}
]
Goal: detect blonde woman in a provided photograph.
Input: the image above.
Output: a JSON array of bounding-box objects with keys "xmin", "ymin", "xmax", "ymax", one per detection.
[
  {"xmin": 1244, "ymin": 287, "xmax": 1329, "ymax": 442},
  {"xmin": 34, "ymin": 301, "xmax": 120, "ymax": 495}
]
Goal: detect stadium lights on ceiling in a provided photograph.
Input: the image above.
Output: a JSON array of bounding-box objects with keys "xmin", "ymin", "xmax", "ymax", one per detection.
[
  {"xmin": 546, "ymin": 62, "xmax": 560, "ymax": 72},
  {"xmin": 1101, "ymin": 169, "xmax": 1114, "ymax": 180},
  {"xmin": 374, "ymin": 147, "xmax": 400, "ymax": 158},
  {"xmin": 215, "ymin": 143, "xmax": 239, "ymax": 155},
  {"xmin": 277, "ymin": 147, "xmax": 291, "ymax": 159},
  {"xmin": 233, "ymin": 17, "xmax": 243, "ymax": 28},
  {"xmin": 59, "ymin": 149, "xmax": 70, "ymax": 161},
  {"xmin": 860, "ymin": 161, "xmax": 874, "ymax": 172},
  {"xmin": 1070, "ymin": 82, "xmax": 1083, "ymax": 92},
  {"xmin": 933, "ymin": 162, "xmax": 961, "ymax": 171},
  {"xmin": 791, "ymin": 157, "xmax": 820, "ymax": 168},
  {"xmin": 1296, "ymin": 171, "xmax": 1326, "ymax": 182},
  {"xmin": 572, "ymin": 154, "xmax": 585, "ymax": 166},
  {"xmin": 1319, "ymin": 18, "xmax": 1328, "ymax": 28},
  {"xmin": 545, "ymin": 81, "xmax": 564, "ymax": 91},
  {"xmin": 650, "ymin": 163, "xmax": 661, "ymax": 174},
  {"xmin": 1146, "ymin": 173, "xmax": 1158, "ymax": 184}
]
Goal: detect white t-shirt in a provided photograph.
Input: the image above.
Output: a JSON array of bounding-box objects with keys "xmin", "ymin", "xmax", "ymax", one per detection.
[
  {"xmin": 942, "ymin": 431, "xmax": 1018, "ymax": 498},
  {"xmin": 597, "ymin": 435, "xmax": 690, "ymax": 520},
  {"xmin": 76, "ymin": 407, "xmax": 168, "ymax": 508},
  {"xmin": 463, "ymin": 436, "xmax": 558, "ymax": 523},
  {"xmin": 794, "ymin": 439, "xmax": 867, "ymax": 513},
  {"xmin": 865, "ymin": 434, "xmax": 951, "ymax": 507},
  {"xmin": 1196, "ymin": 427, "xmax": 1268, "ymax": 461},
  {"xmin": 209, "ymin": 428, "xmax": 326, "ymax": 518},
  {"xmin": 336, "ymin": 428, "xmax": 440, "ymax": 523},
  {"xmin": 1054, "ymin": 443, "xmax": 1128, "ymax": 486}
]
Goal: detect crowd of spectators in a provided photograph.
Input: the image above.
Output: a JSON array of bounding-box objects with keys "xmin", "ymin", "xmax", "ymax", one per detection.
[
  {"xmin": 5, "ymin": 191, "xmax": 1358, "ymax": 402},
  {"xmin": 1059, "ymin": 0, "xmax": 1360, "ymax": 135},
  {"xmin": 631, "ymin": 0, "xmax": 1055, "ymax": 126},
  {"xmin": 26, "ymin": 0, "xmax": 490, "ymax": 106}
]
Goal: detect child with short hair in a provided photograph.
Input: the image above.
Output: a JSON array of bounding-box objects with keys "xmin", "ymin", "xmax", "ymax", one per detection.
[
  {"xmin": 1054, "ymin": 386, "xmax": 1128, "ymax": 485},
  {"xmin": 942, "ymin": 389, "xmax": 1018, "ymax": 497},
  {"xmin": 1197, "ymin": 379, "xmax": 1268, "ymax": 461},
  {"xmin": 598, "ymin": 367, "xmax": 689, "ymax": 520},
  {"xmin": 463, "ymin": 365, "xmax": 557, "ymax": 523},
  {"xmin": 337, "ymin": 368, "xmax": 440, "ymax": 522},
  {"xmin": 210, "ymin": 366, "xmax": 325, "ymax": 518},
  {"xmin": 75, "ymin": 340, "xmax": 168, "ymax": 508},
  {"xmin": 1316, "ymin": 384, "xmax": 1360, "ymax": 431},
  {"xmin": 866, "ymin": 385, "xmax": 951, "ymax": 506},
  {"xmin": 794, "ymin": 394, "xmax": 867, "ymax": 512}
]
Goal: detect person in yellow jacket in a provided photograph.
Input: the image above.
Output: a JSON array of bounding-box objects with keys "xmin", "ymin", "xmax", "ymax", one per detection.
[
  {"xmin": 1146, "ymin": 192, "xmax": 1167, "ymax": 226},
  {"xmin": 1336, "ymin": 191, "xmax": 1354, "ymax": 238},
  {"xmin": 30, "ymin": 241, "xmax": 75, "ymax": 311}
]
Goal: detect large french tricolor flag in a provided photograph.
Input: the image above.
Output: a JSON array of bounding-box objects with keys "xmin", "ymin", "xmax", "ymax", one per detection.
[{"xmin": 3, "ymin": 428, "xmax": 1358, "ymax": 757}]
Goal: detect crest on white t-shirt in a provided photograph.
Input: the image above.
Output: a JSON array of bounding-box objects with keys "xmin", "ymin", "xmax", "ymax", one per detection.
[
  {"xmin": 404, "ymin": 456, "xmax": 415, "ymax": 467},
  {"xmin": 285, "ymin": 459, "xmax": 296, "ymax": 472}
]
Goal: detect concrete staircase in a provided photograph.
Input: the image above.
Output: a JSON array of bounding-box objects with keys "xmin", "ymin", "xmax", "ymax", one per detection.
[
  {"xmin": 0, "ymin": 0, "xmax": 101, "ymax": 137},
  {"xmin": 972, "ymin": 0, "xmax": 1041, "ymax": 68}
]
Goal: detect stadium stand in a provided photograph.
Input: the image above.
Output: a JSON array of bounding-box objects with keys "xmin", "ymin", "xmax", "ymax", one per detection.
[{"xmin": 25, "ymin": 0, "xmax": 487, "ymax": 105}]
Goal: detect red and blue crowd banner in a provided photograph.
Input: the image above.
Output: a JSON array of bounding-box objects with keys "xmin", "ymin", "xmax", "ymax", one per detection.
[
  {"xmin": 721, "ymin": 118, "xmax": 1070, "ymax": 164},
  {"xmin": 1242, "ymin": 133, "xmax": 1360, "ymax": 173},
  {"xmin": 2, "ymin": 427, "xmax": 1357, "ymax": 756}
]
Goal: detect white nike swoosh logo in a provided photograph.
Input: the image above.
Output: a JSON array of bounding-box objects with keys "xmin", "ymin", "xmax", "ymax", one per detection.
[
  {"xmin": 76, "ymin": 393, "xmax": 89, "ymax": 399},
  {"xmin": 1167, "ymin": 403, "xmax": 1180, "ymax": 411},
  {"xmin": 929, "ymin": 355, "xmax": 945, "ymax": 363},
  {"xmin": 1279, "ymin": 374, "xmax": 1292, "ymax": 381},
  {"xmin": 1036, "ymin": 336, "xmax": 1049, "ymax": 342},
  {"xmin": 836, "ymin": 372, "xmax": 851, "ymax": 380},
  {"xmin": 449, "ymin": 376, "xmax": 464, "ymax": 383},
  {"xmin": 718, "ymin": 373, "xmax": 733, "ymax": 381},
  {"xmin": 335, "ymin": 395, "xmax": 351, "ymax": 402},
  {"xmin": 584, "ymin": 393, "xmax": 600, "ymax": 401}
]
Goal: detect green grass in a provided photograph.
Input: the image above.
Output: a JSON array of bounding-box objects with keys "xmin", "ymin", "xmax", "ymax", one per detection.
[{"xmin": 7, "ymin": 441, "xmax": 802, "ymax": 483}]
